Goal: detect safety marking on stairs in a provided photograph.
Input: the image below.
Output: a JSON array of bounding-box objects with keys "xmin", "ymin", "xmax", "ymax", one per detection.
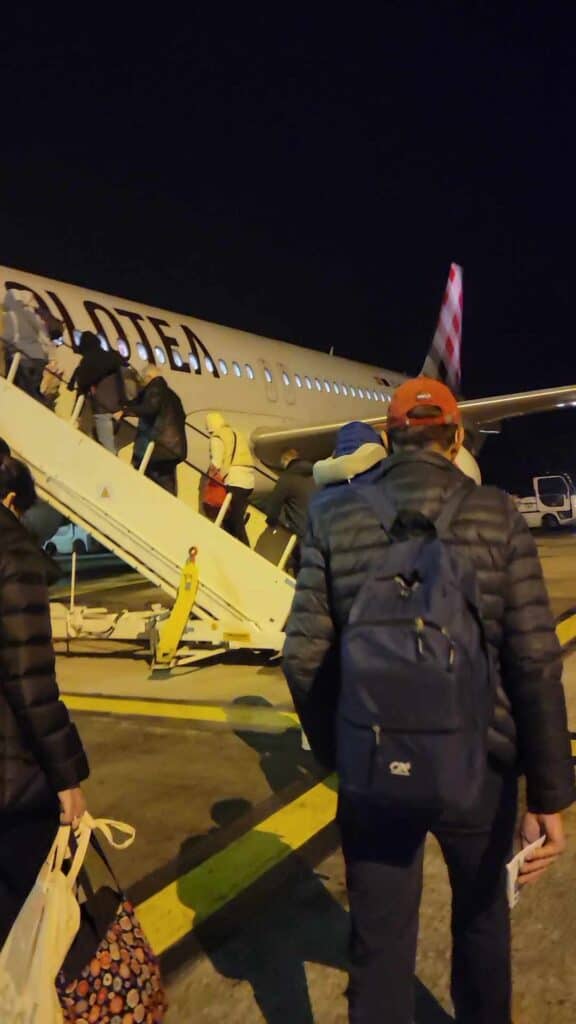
[
  {"xmin": 62, "ymin": 693, "xmax": 299, "ymax": 732},
  {"xmin": 556, "ymin": 611, "xmax": 576, "ymax": 649},
  {"xmin": 136, "ymin": 775, "xmax": 338, "ymax": 956}
]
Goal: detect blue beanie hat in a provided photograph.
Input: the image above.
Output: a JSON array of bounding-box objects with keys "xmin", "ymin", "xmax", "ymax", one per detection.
[{"xmin": 333, "ymin": 421, "xmax": 384, "ymax": 457}]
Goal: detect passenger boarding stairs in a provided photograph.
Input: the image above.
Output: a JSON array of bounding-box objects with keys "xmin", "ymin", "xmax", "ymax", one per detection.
[{"xmin": 0, "ymin": 367, "xmax": 295, "ymax": 661}]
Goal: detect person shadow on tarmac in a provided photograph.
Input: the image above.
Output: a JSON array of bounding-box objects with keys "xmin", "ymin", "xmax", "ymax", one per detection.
[{"xmin": 173, "ymin": 697, "xmax": 454, "ymax": 1023}]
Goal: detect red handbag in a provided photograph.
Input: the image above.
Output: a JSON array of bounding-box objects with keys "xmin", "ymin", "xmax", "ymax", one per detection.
[{"xmin": 202, "ymin": 472, "xmax": 227, "ymax": 510}]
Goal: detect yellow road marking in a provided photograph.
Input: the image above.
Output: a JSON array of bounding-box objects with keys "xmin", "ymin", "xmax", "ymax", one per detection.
[
  {"xmin": 137, "ymin": 775, "xmax": 338, "ymax": 955},
  {"xmin": 556, "ymin": 613, "xmax": 576, "ymax": 648},
  {"xmin": 62, "ymin": 693, "xmax": 299, "ymax": 732},
  {"xmin": 51, "ymin": 573, "xmax": 141, "ymax": 599}
]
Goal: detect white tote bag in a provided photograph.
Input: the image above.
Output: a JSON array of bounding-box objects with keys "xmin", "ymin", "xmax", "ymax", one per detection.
[{"xmin": 0, "ymin": 815, "xmax": 135, "ymax": 1023}]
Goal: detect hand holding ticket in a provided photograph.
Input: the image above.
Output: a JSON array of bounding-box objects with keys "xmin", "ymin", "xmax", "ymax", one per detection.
[{"xmin": 506, "ymin": 836, "xmax": 546, "ymax": 909}]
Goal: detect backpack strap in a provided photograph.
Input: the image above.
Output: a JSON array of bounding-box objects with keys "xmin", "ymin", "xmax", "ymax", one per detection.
[
  {"xmin": 433, "ymin": 480, "xmax": 476, "ymax": 537},
  {"xmin": 354, "ymin": 484, "xmax": 398, "ymax": 534}
]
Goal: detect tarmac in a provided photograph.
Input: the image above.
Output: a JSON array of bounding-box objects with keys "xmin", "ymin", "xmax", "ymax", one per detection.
[{"xmin": 52, "ymin": 531, "xmax": 576, "ymax": 1023}]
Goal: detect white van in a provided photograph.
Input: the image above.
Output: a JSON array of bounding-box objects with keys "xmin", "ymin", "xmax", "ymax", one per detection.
[{"xmin": 513, "ymin": 474, "xmax": 576, "ymax": 530}]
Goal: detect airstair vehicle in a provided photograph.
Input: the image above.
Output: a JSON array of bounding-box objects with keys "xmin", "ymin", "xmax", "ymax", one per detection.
[{"xmin": 0, "ymin": 358, "xmax": 296, "ymax": 666}]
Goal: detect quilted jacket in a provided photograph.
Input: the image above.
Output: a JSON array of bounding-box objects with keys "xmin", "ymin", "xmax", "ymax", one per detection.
[
  {"xmin": 0, "ymin": 505, "xmax": 89, "ymax": 814},
  {"xmin": 283, "ymin": 450, "xmax": 575, "ymax": 814}
]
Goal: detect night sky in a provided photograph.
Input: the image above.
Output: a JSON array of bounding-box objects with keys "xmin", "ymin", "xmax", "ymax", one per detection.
[{"xmin": 1, "ymin": 8, "xmax": 575, "ymax": 487}]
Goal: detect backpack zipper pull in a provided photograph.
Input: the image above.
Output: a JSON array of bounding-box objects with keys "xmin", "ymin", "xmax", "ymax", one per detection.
[
  {"xmin": 372, "ymin": 724, "xmax": 381, "ymax": 746},
  {"xmin": 415, "ymin": 617, "xmax": 425, "ymax": 657}
]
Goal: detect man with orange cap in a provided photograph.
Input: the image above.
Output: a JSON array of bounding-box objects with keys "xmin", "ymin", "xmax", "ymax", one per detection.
[{"xmin": 284, "ymin": 377, "xmax": 573, "ymax": 1024}]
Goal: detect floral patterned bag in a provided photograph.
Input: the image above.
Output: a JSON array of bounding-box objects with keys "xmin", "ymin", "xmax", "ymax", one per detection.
[{"xmin": 56, "ymin": 817, "xmax": 167, "ymax": 1023}]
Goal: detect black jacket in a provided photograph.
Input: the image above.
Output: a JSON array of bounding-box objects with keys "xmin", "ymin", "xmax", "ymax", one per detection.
[
  {"xmin": 266, "ymin": 459, "xmax": 316, "ymax": 539},
  {"xmin": 69, "ymin": 334, "xmax": 124, "ymax": 414},
  {"xmin": 283, "ymin": 450, "xmax": 575, "ymax": 815},
  {"xmin": 127, "ymin": 377, "xmax": 187, "ymax": 466},
  {"xmin": 0, "ymin": 505, "xmax": 89, "ymax": 814}
]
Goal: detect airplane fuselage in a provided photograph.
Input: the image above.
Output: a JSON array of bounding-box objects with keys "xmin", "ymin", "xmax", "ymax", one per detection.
[{"xmin": 1, "ymin": 266, "xmax": 405, "ymax": 489}]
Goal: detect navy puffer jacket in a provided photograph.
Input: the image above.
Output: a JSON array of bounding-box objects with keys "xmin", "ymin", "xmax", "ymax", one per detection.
[{"xmin": 283, "ymin": 450, "xmax": 575, "ymax": 815}]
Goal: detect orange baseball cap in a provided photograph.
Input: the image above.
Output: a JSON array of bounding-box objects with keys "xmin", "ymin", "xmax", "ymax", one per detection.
[{"xmin": 387, "ymin": 376, "xmax": 461, "ymax": 429}]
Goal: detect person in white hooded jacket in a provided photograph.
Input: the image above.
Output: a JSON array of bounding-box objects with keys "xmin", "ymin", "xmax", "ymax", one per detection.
[{"xmin": 205, "ymin": 412, "xmax": 255, "ymax": 545}]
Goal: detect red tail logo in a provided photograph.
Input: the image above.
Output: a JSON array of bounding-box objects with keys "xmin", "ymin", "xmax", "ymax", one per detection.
[{"xmin": 421, "ymin": 263, "xmax": 463, "ymax": 394}]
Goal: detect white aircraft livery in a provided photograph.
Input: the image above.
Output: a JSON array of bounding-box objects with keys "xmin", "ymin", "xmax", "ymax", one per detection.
[{"xmin": 2, "ymin": 263, "xmax": 576, "ymax": 492}]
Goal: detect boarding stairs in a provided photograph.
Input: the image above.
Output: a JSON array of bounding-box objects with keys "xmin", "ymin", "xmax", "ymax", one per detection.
[{"xmin": 0, "ymin": 363, "xmax": 296, "ymax": 663}]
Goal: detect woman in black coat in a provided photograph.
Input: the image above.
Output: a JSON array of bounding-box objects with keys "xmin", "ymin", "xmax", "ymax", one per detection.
[{"xmin": 0, "ymin": 456, "xmax": 89, "ymax": 945}]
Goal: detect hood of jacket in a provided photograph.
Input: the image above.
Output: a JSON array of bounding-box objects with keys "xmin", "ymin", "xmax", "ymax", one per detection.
[
  {"xmin": 206, "ymin": 411, "xmax": 227, "ymax": 434},
  {"xmin": 314, "ymin": 421, "xmax": 386, "ymax": 487}
]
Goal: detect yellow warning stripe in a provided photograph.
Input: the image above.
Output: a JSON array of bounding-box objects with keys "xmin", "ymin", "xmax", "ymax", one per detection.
[
  {"xmin": 556, "ymin": 613, "xmax": 576, "ymax": 649},
  {"xmin": 63, "ymin": 693, "xmax": 299, "ymax": 732},
  {"xmin": 137, "ymin": 775, "xmax": 338, "ymax": 955}
]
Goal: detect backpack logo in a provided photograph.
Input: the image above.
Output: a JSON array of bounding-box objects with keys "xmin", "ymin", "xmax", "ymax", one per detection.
[{"xmin": 389, "ymin": 761, "xmax": 412, "ymax": 777}]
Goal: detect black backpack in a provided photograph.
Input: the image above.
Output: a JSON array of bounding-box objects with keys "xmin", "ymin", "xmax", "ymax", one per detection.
[{"xmin": 337, "ymin": 481, "xmax": 494, "ymax": 817}]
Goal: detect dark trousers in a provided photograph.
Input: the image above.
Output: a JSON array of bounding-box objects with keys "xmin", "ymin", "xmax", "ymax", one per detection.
[
  {"xmin": 224, "ymin": 486, "xmax": 253, "ymax": 545},
  {"xmin": 339, "ymin": 763, "xmax": 518, "ymax": 1024},
  {"xmin": 0, "ymin": 810, "xmax": 59, "ymax": 947},
  {"xmin": 146, "ymin": 461, "xmax": 178, "ymax": 496}
]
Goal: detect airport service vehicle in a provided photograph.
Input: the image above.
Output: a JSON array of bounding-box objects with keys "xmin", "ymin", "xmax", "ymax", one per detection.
[
  {"xmin": 514, "ymin": 474, "xmax": 576, "ymax": 530},
  {"xmin": 44, "ymin": 522, "xmax": 99, "ymax": 556}
]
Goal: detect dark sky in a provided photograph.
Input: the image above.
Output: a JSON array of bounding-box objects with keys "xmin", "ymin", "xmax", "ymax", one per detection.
[{"xmin": 1, "ymin": 8, "xmax": 575, "ymax": 483}]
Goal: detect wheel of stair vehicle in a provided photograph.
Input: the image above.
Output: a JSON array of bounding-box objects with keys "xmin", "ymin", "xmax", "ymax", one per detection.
[
  {"xmin": 72, "ymin": 538, "xmax": 87, "ymax": 554},
  {"xmin": 44, "ymin": 541, "xmax": 57, "ymax": 556},
  {"xmin": 542, "ymin": 513, "xmax": 560, "ymax": 530}
]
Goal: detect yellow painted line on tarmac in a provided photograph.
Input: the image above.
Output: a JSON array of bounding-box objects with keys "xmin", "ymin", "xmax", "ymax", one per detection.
[
  {"xmin": 556, "ymin": 612, "xmax": 576, "ymax": 648},
  {"xmin": 137, "ymin": 775, "xmax": 338, "ymax": 955},
  {"xmin": 62, "ymin": 693, "xmax": 299, "ymax": 732},
  {"xmin": 51, "ymin": 573, "xmax": 142, "ymax": 599}
]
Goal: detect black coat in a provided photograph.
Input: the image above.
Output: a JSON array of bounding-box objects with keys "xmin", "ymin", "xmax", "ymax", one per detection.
[
  {"xmin": 69, "ymin": 334, "xmax": 124, "ymax": 414},
  {"xmin": 266, "ymin": 459, "xmax": 316, "ymax": 539},
  {"xmin": 127, "ymin": 378, "xmax": 187, "ymax": 467},
  {"xmin": 283, "ymin": 450, "xmax": 575, "ymax": 815},
  {"xmin": 0, "ymin": 505, "xmax": 89, "ymax": 814}
]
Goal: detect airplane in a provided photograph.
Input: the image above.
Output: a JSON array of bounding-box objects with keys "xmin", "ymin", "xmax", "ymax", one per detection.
[{"xmin": 2, "ymin": 262, "xmax": 576, "ymax": 495}]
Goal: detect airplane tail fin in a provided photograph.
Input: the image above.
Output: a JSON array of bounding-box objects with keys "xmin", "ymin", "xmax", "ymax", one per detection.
[{"xmin": 421, "ymin": 262, "xmax": 463, "ymax": 394}]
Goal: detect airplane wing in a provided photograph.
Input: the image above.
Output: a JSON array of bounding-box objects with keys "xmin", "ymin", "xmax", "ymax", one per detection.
[{"xmin": 252, "ymin": 384, "xmax": 576, "ymax": 467}]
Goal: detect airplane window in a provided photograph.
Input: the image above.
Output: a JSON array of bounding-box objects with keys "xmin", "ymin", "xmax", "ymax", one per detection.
[
  {"xmin": 372, "ymin": 391, "xmax": 379, "ymax": 401},
  {"xmin": 189, "ymin": 352, "xmax": 200, "ymax": 372},
  {"xmin": 73, "ymin": 329, "xmax": 83, "ymax": 349},
  {"xmin": 324, "ymin": 380, "xmax": 331, "ymax": 393},
  {"xmin": 341, "ymin": 384, "xmax": 348, "ymax": 396},
  {"xmin": 246, "ymin": 364, "xmax": 255, "ymax": 380},
  {"xmin": 357, "ymin": 387, "xmax": 364, "ymax": 398},
  {"xmin": 99, "ymin": 335, "xmax": 109, "ymax": 351},
  {"xmin": 117, "ymin": 339, "xmax": 130, "ymax": 359},
  {"xmin": 173, "ymin": 350, "xmax": 183, "ymax": 368},
  {"xmin": 219, "ymin": 359, "xmax": 228, "ymax": 375},
  {"xmin": 137, "ymin": 343, "xmax": 150, "ymax": 362},
  {"xmin": 264, "ymin": 367, "xmax": 273, "ymax": 383},
  {"xmin": 350, "ymin": 385, "xmax": 356, "ymax": 397},
  {"xmin": 154, "ymin": 347, "xmax": 166, "ymax": 365},
  {"xmin": 305, "ymin": 376, "xmax": 312, "ymax": 389},
  {"xmin": 380, "ymin": 391, "xmax": 388, "ymax": 402},
  {"xmin": 333, "ymin": 382, "xmax": 340, "ymax": 395},
  {"xmin": 315, "ymin": 378, "xmax": 322, "ymax": 391},
  {"xmin": 366, "ymin": 390, "xmax": 372, "ymax": 400},
  {"xmin": 282, "ymin": 371, "xmax": 291, "ymax": 386},
  {"xmin": 232, "ymin": 361, "xmax": 242, "ymax": 377},
  {"xmin": 295, "ymin": 373, "xmax": 302, "ymax": 388},
  {"xmin": 205, "ymin": 356, "xmax": 215, "ymax": 374}
]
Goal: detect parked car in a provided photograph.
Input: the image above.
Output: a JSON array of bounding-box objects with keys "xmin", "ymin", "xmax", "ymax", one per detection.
[{"xmin": 44, "ymin": 522, "xmax": 99, "ymax": 556}]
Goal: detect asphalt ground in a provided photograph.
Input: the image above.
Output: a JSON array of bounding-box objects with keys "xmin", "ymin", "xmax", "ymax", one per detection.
[{"xmin": 52, "ymin": 533, "xmax": 576, "ymax": 1022}]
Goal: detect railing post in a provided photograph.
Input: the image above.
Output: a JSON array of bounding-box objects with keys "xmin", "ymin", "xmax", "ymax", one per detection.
[
  {"xmin": 70, "ymin": 394, "xmax": 85, "ymax": 426},
  {"xmin": 277, "ymin": 533, "xmax": 298, "ymax": 571},
  {"xmin": 214, "ymin": 492, "xmax": 232, "ymax": 528},
  {"xmin": 138, "ymin": 441, "xmax": 155, "ymax": 476},
  {"xmin": 6, "ymin": 352, "xmax": 21, "ymax": 384}
]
